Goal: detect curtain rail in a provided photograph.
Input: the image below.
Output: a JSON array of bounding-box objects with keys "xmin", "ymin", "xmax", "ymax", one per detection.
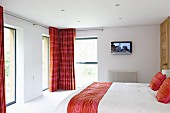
[
  {"xmin": 77, "ymin": 28, "xmax": 103, "ymax": 31},
  {"xmin": 4, "ymin": 11, "xmax": 104, "ymax": 31},
  {"xmin": 3, "ymin": 11, "xmax": 49, "ymax": 29}
]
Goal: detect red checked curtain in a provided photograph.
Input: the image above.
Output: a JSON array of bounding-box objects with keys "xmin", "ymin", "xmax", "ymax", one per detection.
[
  {"xmin": 0, "ymin": 6, "xmax": 6, "ymax": 113},
  {"xmin": 49, "ymin": 27, "xmax": 76, "ymax": 91},
  {"xmin": 59, "ymin": 29, "xmax": 76, "ymax": 90},
  {"xmin": 49, "ymin": 27, "xmax": 59, "ymax": 92}
]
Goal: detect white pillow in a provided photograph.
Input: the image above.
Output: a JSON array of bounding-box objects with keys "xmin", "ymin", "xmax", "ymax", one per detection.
[{"xmin": 162, "ymin": 70, "xmax": 170, "ymax": 77}]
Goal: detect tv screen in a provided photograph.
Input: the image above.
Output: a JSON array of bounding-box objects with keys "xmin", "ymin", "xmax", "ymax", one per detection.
[{"xmin": 111, "ymin": 41, "xmax": 132, "ymax": 55}]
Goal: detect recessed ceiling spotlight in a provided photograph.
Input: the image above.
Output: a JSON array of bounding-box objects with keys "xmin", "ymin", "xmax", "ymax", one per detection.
[
  {"xmin": 61, "ymin": 9, "xmax": 65, "ymax": 11},
  {"xmin": 115, "ymin": 4, "xmax": 120, "ymax": 6}
]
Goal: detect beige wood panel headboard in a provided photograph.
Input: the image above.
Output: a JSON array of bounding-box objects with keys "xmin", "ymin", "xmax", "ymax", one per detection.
[{"xmin": 107, "ymin": 70, "xmax": 137, "ymax": 83}]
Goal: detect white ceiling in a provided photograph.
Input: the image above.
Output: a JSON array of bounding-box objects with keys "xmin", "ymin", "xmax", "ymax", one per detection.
[{"xmin": 1, "ymin": 0, "xmax": 170, "ymax": 28}]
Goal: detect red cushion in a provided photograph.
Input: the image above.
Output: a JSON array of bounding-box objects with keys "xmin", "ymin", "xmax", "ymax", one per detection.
[
  {"xmin": 149, "ymin": 72, "xmax": 166, "ymax": 91},
  {"xmin": 156, "ymin": 77, "xmax": 170, "ymax": 104}
]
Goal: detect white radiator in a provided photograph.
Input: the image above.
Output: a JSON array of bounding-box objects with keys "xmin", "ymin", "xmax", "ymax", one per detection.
[{"xmin": 107, "ymin": 70, "xmax": 137, "ymax": 83}]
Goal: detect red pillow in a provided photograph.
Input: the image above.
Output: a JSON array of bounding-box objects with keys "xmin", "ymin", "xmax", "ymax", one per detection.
[
  {"xmin": 149, "ymin": 72, "xmax": 166, "ymax": 91},
  {"xmin": 156, "ymin": 77, "xmax": 170, "ymax": 104}
]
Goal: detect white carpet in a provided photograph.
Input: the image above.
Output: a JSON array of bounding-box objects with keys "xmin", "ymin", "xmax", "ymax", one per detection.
[{"xmin": 7, "ymin": 90, "xmax": 75, "ymax": 113}]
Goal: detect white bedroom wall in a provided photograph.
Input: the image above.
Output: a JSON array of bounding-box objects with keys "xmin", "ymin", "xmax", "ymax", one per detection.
[
  {"xmin": 77, "ymin": 25, "xmax": 160, "ymax": 83},
  {"xmin": 4, "ymin": 14, "xmax": 49, "ymax": 102}
]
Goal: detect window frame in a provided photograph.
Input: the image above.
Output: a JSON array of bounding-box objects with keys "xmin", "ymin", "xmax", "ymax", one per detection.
[
  {"xmin": 4, "ymin": 26, "xmax": 17, "ymax": 106},
  {"xmin": 75, "ymin": 37, "xmax": 98, "ymax": 87},
  {"xmin": 75, "ymin": 37, "xmax": 98, "ymax": 65},
  {"xmin": 42, "ymin": 36, "xmax": 49, "ymax": 91}
]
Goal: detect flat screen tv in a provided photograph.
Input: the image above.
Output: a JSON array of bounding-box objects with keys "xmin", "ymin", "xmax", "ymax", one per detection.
[{"xmin": 111, "ymin": 41, "xmax": 132, "ymax": 55}]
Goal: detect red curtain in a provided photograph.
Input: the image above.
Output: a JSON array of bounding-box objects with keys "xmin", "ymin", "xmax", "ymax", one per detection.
[
  {"xmin": 59, "ymin": 29, "xmax": 76, "ymax": 90},
  {"xmin": 0, "ymin": 6, "xmax": 6, "ymax": 113},
  {"xmin": 49, "ymin": 27, "xmax": 59, "ymax": 92},
  {"xmin": 49, "ymin": 27, "xmax": 76, "ymax": 91}
]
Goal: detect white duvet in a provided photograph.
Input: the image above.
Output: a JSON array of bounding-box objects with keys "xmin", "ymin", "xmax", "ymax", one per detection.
[{"xmin": 55, "ymin": 82, "xmax": 170, "ymax": 113}]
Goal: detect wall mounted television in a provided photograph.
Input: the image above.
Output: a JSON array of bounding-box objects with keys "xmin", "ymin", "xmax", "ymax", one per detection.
[{"xmin": 111, "ymin": 41, "xmax": 132, "ymax": 55}]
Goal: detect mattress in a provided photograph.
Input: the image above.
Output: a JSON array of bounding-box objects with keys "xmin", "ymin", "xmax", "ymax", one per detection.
[{"xmin": 55, "ymin": 82, "xmax": 170, "ymax": 113}]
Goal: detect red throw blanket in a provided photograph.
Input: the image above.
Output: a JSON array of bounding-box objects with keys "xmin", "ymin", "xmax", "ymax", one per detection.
[{"xmin": 67, "ymin": 82, "xmax": 112, "ymax": 113}]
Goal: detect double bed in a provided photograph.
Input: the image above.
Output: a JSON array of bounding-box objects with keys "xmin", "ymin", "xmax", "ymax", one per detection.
[{"xmin": 55, "ymin": 82, "xmax": 170, "ymax": 113}]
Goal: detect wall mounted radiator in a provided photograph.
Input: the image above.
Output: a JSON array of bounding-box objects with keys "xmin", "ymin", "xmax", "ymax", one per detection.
[{"xmin": 107, "ymin": 70, "xmax": 137, "ymax": 83}]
